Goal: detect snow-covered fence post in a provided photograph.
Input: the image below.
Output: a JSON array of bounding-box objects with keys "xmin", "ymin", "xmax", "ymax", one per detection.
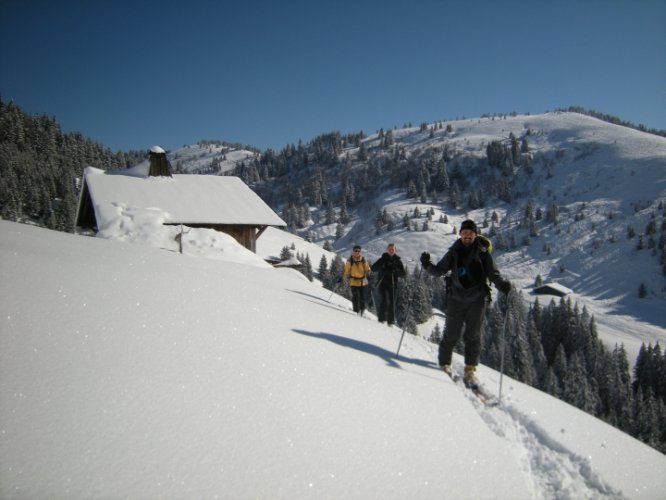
[{"xmin": 175, "ymin": 224, "xmax": 191, "ymax": 254}]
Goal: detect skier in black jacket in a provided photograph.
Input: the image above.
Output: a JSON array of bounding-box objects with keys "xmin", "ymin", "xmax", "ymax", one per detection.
[
  {"xmin": 420, "ymin": 219, "xmax": 512, "ymax": 387},
  {"xmin": 371, "ymin": 243, "xmax": 405, "ymax": 326}
]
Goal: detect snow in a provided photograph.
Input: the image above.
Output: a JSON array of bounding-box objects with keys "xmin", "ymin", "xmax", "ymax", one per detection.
[
  {"xmin": 2, "ymin": 219, "xmax": 665, "ymax": 499},
  {"xmin": 82, "ymin": 166, "xmax": 286, "ymax": 227},
  {"xmin": 165, "ymin": 143, "xmax": 258, "ymax": 175}
]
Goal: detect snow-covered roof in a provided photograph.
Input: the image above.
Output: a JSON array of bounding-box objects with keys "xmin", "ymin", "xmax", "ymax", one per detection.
[
  {"xmin": 81, "ymin": 166, "xmax": 286, "ymax": 227},
  {"xmin": 275, "ymin": 256, "xmax": 302, "ymax": 267},
  {"xmin": 534, "ymin": 282, "xmax": 573, "ymax": 297}
]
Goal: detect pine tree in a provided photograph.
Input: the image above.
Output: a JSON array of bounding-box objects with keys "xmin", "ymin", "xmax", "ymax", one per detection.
[
  {"xmin": 374, "ymin": 210, "xmax": 385, "ymax": 235},
  {"xmin": 280, "ymin": 246, "xmax": 293, "ymax": 260},
  {"xmin": 510, "ymin": 132, "xmax": 521, "ymax": 165},
  {"xmin": 335, "ymin": 223, "xmax": 344, "ymax": 240},
  {"xmin": 318, "ymin": 255, "xmax": 329, "ymax": 284},
  {"xmin": 328, "ymin": 255, "xmax": 348, "ymax": 299},
  {"xmin": 325, "ymin": 202, "xmax": 336, "ymax": 225},
  {"xmin": 396, "ymin": 267, "xmax": 430, "ymax": 334},
  {"xmin": 603, "ymin": 345, "xmax": 634, "ymax": 429},
  {"xmin": 502, "ymin": 292, "xmax": 535, "ymax": 385},
  {"xmin": 526, "ymin": 312, "xmax": 548, "ymax": 389},
  {"xmin": 338, "ymin": 203, "xmax": 350, "ymax": 225},
  {"xmin": 563, "ymin": 352, "xmax": 599, "ymax": 414},
  {"xmin": 449, "ymin": 182, "xmax": 461, "ymax": 209},
  {"xmin": 406, "ymin": 180, "xmax": 418, "ymax": 199},
  {"xmin": 429, "ymin": 323, "xmax": 443, "ymax": 344},
  {"xmin": 542, "ymin": 367, "xmax": 561, "ymax": 398},
  {"xmin": 434, "ymin": 159, "xmax": 449, "ymax": 192},
  {"xmin": 303, "ymin": 254, "xmax": 313, "ymax": 281},
  {"xmin": 632, "ymin": 388, "xmax": 661, "ymax": 448},
  {"xmin": 552, "ymin": 344, "xmax": 568, "ymax": 394},
  {"xmin": 481, "ymin": 300, "xmax": 505, "ymax": 369}
]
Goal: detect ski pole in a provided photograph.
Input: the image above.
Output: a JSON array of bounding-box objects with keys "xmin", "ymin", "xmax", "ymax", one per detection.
[
  {"xmin": 498, "ymin": 289, "xmax": 511, "ymax": 403},
  {"xmin": 369, "ymin": 280, "xmax": 377, "ymax": 314},
  {"xmin": 395, "ymin": 266, "xmax": 423, "ymax": 359},
  {"xmin": 391, "ymin": 276, "xmax": 396, "ymax": 328}
]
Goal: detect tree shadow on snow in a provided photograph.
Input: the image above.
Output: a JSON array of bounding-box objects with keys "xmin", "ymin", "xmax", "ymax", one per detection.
[
  {"xmin": 292, "ymin": 328, "xmax": 437, "ymax": 371},
  {"xmin": 286, "ymin": 289, "xmax": 350, "ymax": 310},
  {"xmin": 286, "ymin": 289, "xmax": 332, "ymax": 303}
]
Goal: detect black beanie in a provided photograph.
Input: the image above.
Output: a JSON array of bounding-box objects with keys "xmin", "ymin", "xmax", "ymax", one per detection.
[{"xmin": 460, "ymin": 219, "xmax": 478, "ymax": 234}]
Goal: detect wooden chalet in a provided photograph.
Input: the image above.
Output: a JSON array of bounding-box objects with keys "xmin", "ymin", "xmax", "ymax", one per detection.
[
  {"xmin": 75, "ymin": 146, "xmax": 286, "ymax": 252},
  {"xmin": 534, "ymin": 282, "xmax": 573, "ymax": 297}
]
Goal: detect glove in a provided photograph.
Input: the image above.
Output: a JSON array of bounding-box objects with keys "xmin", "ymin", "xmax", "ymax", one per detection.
[
  {"xmin": 420, "ymin": 252, "xmax": 431, "ymax": 268},
  {"xmin": 498, "ymin": 280, "xmax": 512, "ymax": 295}
]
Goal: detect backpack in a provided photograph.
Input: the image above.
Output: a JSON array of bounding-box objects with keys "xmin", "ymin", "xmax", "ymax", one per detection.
[
  {"xmin": 477, "ymin": 234, "xmax": 493, "ymax": 254},
  {"xmin": 347, "ymin": 256, "xmax": 369, "ymax": 281}
]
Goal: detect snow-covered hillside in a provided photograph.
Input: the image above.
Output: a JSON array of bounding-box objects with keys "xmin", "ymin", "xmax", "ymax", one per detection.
[
  {"xmin": 293, "ymin": 112, "xmax": 666, "ymax": 365},
  {"xmin": 1, "ymin": 220, "xmax": 665, "ymax": 499},
  {"xmin": 159, "ymin": 141, "xmax": 258, "ymax": 175}
]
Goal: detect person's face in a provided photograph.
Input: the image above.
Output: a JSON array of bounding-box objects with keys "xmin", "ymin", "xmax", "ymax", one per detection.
[
  {"xmin": 460, "ymin": 229, "xmax": 476, "ymax": 246},
  {"xmin": 387, "ymin": 245, "xmax": 396, "ymax": 255}
]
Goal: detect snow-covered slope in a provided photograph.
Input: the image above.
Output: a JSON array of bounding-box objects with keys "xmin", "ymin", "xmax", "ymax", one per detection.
[
  {"xmin": 301, "ymin": 112, "xmax": 666, "ymax": 365},
  {"xmin": 146, "ymin": 142, "xmax": 258, "ymax": 175},
  {"xmin": 2, "ymin": 220, "xmax": 665, "ymax": 499}
]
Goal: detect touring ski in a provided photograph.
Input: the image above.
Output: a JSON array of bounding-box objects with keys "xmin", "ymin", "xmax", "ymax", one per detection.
[
  {"xmin": 444, "ymin": 369, "xmax": 499, "ymax": 407},
  {"xmin": 466, "ymin": 382, "xmax": 499, "ymax": 407}
]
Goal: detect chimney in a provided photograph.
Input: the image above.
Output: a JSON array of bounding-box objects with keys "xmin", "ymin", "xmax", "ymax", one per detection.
[{"xmin": 148, "ymin": 145, "xmax": 172, "ymax": 177}]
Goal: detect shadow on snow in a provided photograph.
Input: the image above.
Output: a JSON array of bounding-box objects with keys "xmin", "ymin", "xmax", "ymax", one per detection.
[{"xmin": 291, "ymin": 328, "xmax": 437, "ymax": 371}]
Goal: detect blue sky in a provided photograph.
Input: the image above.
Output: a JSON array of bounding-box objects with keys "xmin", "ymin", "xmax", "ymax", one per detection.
[{"xmin": 1, "ymin": 0, "xmax": 664, "ymax": 153}]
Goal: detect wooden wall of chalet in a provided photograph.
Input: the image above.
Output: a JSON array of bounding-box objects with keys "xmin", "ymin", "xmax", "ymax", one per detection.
[
  {"xmin": 218, "ymin": 225, "xmax": 257, "ymax": 252},
  {"xmin": 75, "ymin": 181, "xmax": 96, "ymax": 230}
]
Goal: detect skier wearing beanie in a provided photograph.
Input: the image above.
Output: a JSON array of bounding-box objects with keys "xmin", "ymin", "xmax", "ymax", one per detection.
[
  {"xmin": 343, "ymin": 245, "xmax": 371, "ymax": 316},
  {"xmin": 420, "ymin": 219, "xmax": 512, "ymax": 388}
]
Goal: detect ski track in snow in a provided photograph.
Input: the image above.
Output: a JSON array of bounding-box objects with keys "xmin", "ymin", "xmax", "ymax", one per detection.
[
  {"xmin": 462, "ymin": 386, "xmax": 626, "ymax": 500},
  {"xmin": 418, "ymin": 346, "xmax": 628, "ymax": 499}
]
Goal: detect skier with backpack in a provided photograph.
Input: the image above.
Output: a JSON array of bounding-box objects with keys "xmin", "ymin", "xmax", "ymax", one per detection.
[
  {"xmin": 343, "ymin": 245, "xmax": 372, "ymax": 316},
  {"xmin": 420, "ymin": 219, "xmax": 512, "ymax": 388}
]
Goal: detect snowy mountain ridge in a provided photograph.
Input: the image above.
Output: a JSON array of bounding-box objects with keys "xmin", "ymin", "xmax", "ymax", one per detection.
[{"xmin": 169, "ymin": 141, "xmax": 259, "ymax": 175}]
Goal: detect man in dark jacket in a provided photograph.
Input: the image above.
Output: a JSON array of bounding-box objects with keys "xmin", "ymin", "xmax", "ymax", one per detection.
[
  {"xmin": 420, "ymin": 219, "xmax": 512, "ymax": 387},
  {"xmin": 371, "ymin": 243, "xmax": 406, "ymax": 326}
]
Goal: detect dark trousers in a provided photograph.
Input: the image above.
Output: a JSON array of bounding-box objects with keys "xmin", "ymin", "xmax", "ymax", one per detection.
[
  {"xmin": 439, "ymin": 298, "xmax": 487, "ymax": 367},
  {"xmin": 351, "ymin": 286, "xmax": 366, "ymax": 313},
  {"xmin": 377, "ymin": 283, "xmax": 396, "ymax": 324}
]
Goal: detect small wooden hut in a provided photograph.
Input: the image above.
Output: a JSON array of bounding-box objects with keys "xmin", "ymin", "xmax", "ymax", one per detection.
[
  {"xmin": 534, "ymin": 282, "xmax": 573, "ymax": 297},
  {"xmin": 75, "ymin": 146, "xmax": 286, "ymax": 252}
]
